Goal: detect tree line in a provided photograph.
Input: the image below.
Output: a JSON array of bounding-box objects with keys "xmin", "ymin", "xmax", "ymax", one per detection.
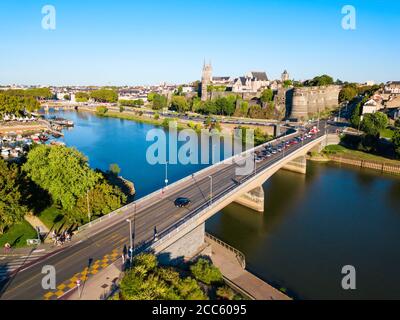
[{"xmin": 0, "ymin": 145, "xmax": 127, "ymax": 235}]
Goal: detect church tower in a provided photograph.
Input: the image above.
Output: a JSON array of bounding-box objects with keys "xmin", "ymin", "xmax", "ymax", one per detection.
[
  {"xmin": 201, "ymin": 60, "xmax": 212, "ymax": 101},
  {"xmin": 281, "ymin": 70, "xmax": 289, "ymax": 82}
]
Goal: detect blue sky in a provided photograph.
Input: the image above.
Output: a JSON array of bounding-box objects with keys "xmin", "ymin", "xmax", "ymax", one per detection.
[{"xmin": 0, "ymin": 0, "xmax": 399, "ymax": 86}]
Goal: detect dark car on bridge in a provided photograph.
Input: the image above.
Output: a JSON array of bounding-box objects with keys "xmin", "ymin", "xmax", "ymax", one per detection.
[{"xmin": 174, "ymin": 197, "xmax": 191, "ymax": 208}]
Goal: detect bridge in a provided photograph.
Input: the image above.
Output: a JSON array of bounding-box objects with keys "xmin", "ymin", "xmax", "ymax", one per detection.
[{"xmin": 0, "ymin": 122, "xmax": 339, "ymax": 300}]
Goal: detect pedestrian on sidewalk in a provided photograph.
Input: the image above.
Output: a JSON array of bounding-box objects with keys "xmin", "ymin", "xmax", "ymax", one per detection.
[{"xmin": 4, "ymin": 243, "xmax": 11, "ymax": 254}]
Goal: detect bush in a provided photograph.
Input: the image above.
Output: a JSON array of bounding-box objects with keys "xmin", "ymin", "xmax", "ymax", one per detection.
[
  {"xmin": 96, "ymin": 106, "xmax": 108, "ymax": 115},
  {"xmin": 154, "ymin": 113, "xmax": 160, "ymax": 120},
  {"xmin": 190, "ymin": 258, "xmax": 223, "ymax": 285},
  {"xmin": 216, "ymin": 286, "xmax": 235, "ymax": 300},
  {"xmin": 119, "ymin": 106, "xmax": 124, "ymax": 113}
]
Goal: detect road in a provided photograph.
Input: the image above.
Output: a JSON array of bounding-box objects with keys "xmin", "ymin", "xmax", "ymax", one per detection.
[{"xmin": 0, "ymin": 121, "xmax": 330, "ymax": 300}]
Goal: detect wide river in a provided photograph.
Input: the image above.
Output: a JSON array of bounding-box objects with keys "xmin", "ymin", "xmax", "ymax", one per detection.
[{"xmin": 48, "ymin": 110, "xmax": 400, "ymax": 299}]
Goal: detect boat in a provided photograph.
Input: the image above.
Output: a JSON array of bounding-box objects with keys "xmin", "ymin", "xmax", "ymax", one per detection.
[{"xmin": 39, "ymin": 134, "xmax": 49, "ymax": 142}]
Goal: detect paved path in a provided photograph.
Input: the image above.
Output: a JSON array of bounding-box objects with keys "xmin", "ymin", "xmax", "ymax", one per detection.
[
  {"xmin": 66, "ymin": 260, "xmax": 122, "ymax": 300},
  {"xmin": 206, "ymin": 236, "xmax": 291, "ymax": 300}
]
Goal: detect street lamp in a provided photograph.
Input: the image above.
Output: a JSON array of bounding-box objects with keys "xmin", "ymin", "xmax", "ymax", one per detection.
[
  {"xmin": 164, "ymin": 161, "xmax": 169, "ymax": 188},
  {"xmin": 208, "ymin": 175, "xmax": 213, "ymax": 206},
  {"xmin": 126, "ymin": 219, "xmax": 133, "ymax": 256}
]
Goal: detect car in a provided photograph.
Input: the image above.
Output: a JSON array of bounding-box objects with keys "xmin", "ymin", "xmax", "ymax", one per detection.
[{"xmin": 174, "ymin": 197, "xmax": 191, "ymax": 208}]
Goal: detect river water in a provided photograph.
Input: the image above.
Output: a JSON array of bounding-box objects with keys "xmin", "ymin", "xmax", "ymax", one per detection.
[{"xmin": 47, "ymin": 110, "xmax": 400, "ymax": 299}]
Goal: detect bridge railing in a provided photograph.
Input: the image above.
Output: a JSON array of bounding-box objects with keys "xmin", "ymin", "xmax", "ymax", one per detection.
[
  {"xmin": 76, "ymin": 128, "xmax": 301, "ymax": 234},
  {"xmin": 146, "ymin": 133, "xmax": 326, "ymax": 254},
  {"xmin": 205, "ymin": 232, "xmax": 246, "ymax": 269}
]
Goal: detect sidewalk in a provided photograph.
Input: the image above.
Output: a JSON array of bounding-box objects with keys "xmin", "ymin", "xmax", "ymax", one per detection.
[
  {"xmin": 65, "ymin": 260, "xmax": 123, "ymax": 300},
  {"xmin": 206, "ymin": 237, "xmax": 291, "ymax": 300}
]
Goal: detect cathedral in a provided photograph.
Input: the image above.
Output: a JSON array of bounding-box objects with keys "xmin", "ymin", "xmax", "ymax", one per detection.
[{"xmin": 200, "ymin": 61, "xmax": 273, "ymax": 101}]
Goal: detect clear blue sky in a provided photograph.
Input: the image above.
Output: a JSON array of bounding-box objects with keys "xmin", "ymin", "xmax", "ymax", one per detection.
[{"xmin": 0, "ymin": 0, "xmax": 399, "ymax": 86}]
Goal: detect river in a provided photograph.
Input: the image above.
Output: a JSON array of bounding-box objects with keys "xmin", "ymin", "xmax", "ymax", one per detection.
[{"xmin": 46, "ymin": 110, "xmax": 400, "ymax": 299}]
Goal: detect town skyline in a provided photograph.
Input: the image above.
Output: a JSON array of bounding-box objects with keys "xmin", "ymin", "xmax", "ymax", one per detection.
[{"xmin": 1, "ymin": 0, "xmax": 399, "ymax": 86}]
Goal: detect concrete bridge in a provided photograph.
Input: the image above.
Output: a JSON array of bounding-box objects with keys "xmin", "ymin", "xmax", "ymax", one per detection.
[
  {"xmin": 77, "ymin": 124, "xmax": 339, "ymax": 263},
  {"xmin": 0, "ymin": 122, "xmax": 339, "ymax": 300}
]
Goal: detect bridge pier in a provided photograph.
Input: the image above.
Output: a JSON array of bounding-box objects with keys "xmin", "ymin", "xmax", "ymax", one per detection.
[
  {"xmin": 156, "ymin": 223, "xmax": 206, "ymax": 265},
  {"xmin": 282, "ymin": 155, "xmax": 307, "ymax": 174},
  {"xmin": 234, "ymin": 185, "xmax": 265, "ymax": 212}
]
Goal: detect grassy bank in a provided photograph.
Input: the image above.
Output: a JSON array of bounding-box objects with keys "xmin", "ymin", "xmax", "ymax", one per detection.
[
  {"xmin": 323, "ymin": 145, "xmax": 400, "ymax": 165},
  {"xmin": 0, "ymin": 221, "xmax": 37, "ymax": 248},
  {"xmin": 38, "ymin": 206, "xmax": 67, "ymax": 232}
]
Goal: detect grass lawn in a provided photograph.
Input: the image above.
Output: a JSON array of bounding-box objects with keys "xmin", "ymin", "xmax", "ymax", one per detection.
[
  {"xmin": 0, "ymin": 220, "xmax": 37, "ymax": 248},
  {"xmin": 38, "ymin": 206, "xmax": 67, "ymax": 232},
  {"xmin": 323, "ymin": 145, "xmax": 400, "ymax": 165}
]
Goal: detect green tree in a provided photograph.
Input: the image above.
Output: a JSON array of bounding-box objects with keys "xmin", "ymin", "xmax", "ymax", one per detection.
[
  {"xmin": 90, "ymin": 89, "xmax": 118, "ymax": 103},
  {"xmin": 260, "ymin": 89, "xmax": 274, "ymax": 103},
  {"xmin": 0, "ymin": 94, "xmax": 40, "ymax": 116},
  {"xmin": 109, "ymin": 163, "xmax": 121, "ymax": 176},
  {"xmin": 395, "ymin": 119, "xmax": 400, "ymax": 128},
  {"xmin": 0, "ymin": 160, "xmax": 27, "ymax": 234},
  {"xmin": 190, "ymin": 258, "xmax": 223, "ymax": 285},
  {"xmin": 147, "ymin": 92, "xmax": 156, "ymax": 102},
  {"xmin": 339, "ymin": 85, "xmax": 358, "ymax": 103},
  {"xmin": 360, "ymin": 112, "xmax": 388, "ymax": 136},
  {"xmin": 75, "ymin": 92, "xmax": 90, "ymax": 102},
  {"xmin": 23, "ymin": 145, "xmax": 101, "ymax": 215},
  {"xmin": 305, "ymin": 74, "xmax": 334, "ymax": 86},
  {"xmin": 96, "ymin": 106, "xmax": 108, "ymax": 115},
  {"xmin": 170, "ymin": 96, "xmax": 189, "ymax": 113},
  {"xmin": 216, "ymin": 286, "xmax": 236, "ymax": 300},
  {"xmin": 75, "ymin": 179, "xmax": 126, "ymax": 222},
  {"xmin": 392, "ymin": 129, "xmax": 400, "ymax": 158},
  {"xmin": 152, "ymin": 94, "xmax": 168, "ymax": 110}
]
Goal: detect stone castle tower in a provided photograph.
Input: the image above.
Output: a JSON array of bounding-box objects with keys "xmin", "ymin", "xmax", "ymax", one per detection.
[
  {"xmin": 281, "ymin": 70, "xmax": 289, "ymax": 82},
  {"xmin": 201, "ymin": 60, "xmax": 213, "ymax": 101}
]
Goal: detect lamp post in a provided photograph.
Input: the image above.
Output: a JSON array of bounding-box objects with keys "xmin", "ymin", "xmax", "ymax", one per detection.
[
  {"xmin": 126, "ymin": 219, "xmax": 133, "ymax": 255},
  {"xmin": 164, "ymin": 161, "xmax": 169, "ymax": 188},
  {"xmin": 208, "ymin": 175, "xmax": 213, "ymax": 206}
]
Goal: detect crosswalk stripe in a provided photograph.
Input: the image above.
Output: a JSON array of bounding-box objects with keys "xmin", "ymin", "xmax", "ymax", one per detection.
[{"xmin": 0, "ymin": 253, "xmax": 48, "ymax": 279}]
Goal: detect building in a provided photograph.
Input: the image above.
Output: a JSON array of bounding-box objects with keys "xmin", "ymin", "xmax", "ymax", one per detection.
[
  {"xmin": 281, "ymin": 70, "xmax": 290, "ymax": 82},
  {"xmin": 290, "ymin": 85, "xmax": 341, "ymax": 119},
  {"xmin": 200, "ymin": 61, "xmax": 270, "ymax": 99},
  {"xmin": 362, "ymin": 98, "xmax": 382, "ymax": 115},
  {"xmin": 384, "ymin": 81, "xmax": 400, "ymax": 95}
]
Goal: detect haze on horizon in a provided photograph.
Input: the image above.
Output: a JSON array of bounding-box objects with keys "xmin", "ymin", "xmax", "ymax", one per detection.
[{"xmin": 0, "ymin": 0, "xmax": 399, "ymax": 86}]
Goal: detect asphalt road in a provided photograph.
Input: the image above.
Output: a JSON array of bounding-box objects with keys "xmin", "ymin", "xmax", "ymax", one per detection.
[{"xmin": 0, "ymin": 122, "xmax": 329, "ymax": 300}]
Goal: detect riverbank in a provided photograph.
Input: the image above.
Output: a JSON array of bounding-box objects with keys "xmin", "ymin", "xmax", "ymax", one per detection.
[
  {"xmin": 205, "ymin": 233, "xmax": 290, "ymax": 300},
  {"xmin": 309, "ymin": 145, "xmax": 400, "ymax": 175}
]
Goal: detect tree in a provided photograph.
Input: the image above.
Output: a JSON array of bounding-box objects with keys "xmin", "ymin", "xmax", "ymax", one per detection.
[
  {"xmin": 23, "ymin": 145, "xmax": 101, "ymax": 215},
  {"xmin": 0, "ymin": 159, "xmax": 27, "ymax": 234},
  {"xmin": 170, "ymin": 96, "xmax": 189, "ymax": 113},
  {"xmin": 216, "ymin": 286, "xmax": 235, "ymax": 300},
  {"xmin": 152, "ymin": 94, "xmax": 167, "ymax": 110},
  {"xmin": 305, "ymin": 74, "xmax": 334, "ymax": 86},
  {"xmin": 109, "ymin": 163, "xmax": 121, "ymax": 176},
  {"xmin": 75, "ymin": 179, "xmax": 126, "ymax": 222},
  {"xmin": 350, "ymin": 103, "xmax": 361, "ymax": 128},
  {"xmin": 190, "ymin": 258, "xmax": 223, "ymax": 285},
  {"xmin": 392, "ymin": 129, "xmax": 400, "ymax": 158},
  {"xmin": 339, "ymin": 85, "xmax": 358, "ymax": 103},
  {"xmin": 96, "ymin": 106, "xmax": 108, "ymax": 115},
  {"xmin": 395, "ymin": 119, "xmax": 400, "ymax": 128},
  {"xmin": 360, "ymin": 112, "xmax": 388, "ymax": 136},
  {"xmin": 0, "ymin": 94, "xmax": 40, "ymax": 116},
  {"xmin": 90, "ymin": 89, "xmax": 118, "ymax": 103},
  {"xmin": 147, "ymin": 92, "xmax": 156, "ymax": 102},
  {"xmin": 63, "ymin": 94, "xmax": 71, "ymax": 101},
  {"xmin": 75, "ymin": 92, "xmax": 90, "ymax": 102},
  {"xmin": 260, "ymin": 89, "xmax": 274, "ymax": 103}
]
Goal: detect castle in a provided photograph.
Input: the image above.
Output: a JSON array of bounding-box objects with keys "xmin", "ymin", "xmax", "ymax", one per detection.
[
  {"xmin": 201, "ymin": 61, "xmax": 270, "ymax": 101},
  {"xmin": 200, "ymin": 61, "xmax": 340, "ymax": 119}
]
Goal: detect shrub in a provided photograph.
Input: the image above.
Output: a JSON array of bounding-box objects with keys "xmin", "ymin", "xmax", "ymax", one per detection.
[
  {"xmin": 190, "ymin": 258, "xmax": 223, "ymax": 285},
  {"xmin": 216, "ymin": 286, "xmax": 235, "ymax": 300},
  {"xmin": 96, "ymin": 106, "xmax": 108, "ymax": 115}
]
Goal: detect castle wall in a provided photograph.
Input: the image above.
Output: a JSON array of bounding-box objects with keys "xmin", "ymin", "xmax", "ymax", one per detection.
[{"xmin": 290, "ymin": 85, "xmax": 341, "ymax": 119}]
